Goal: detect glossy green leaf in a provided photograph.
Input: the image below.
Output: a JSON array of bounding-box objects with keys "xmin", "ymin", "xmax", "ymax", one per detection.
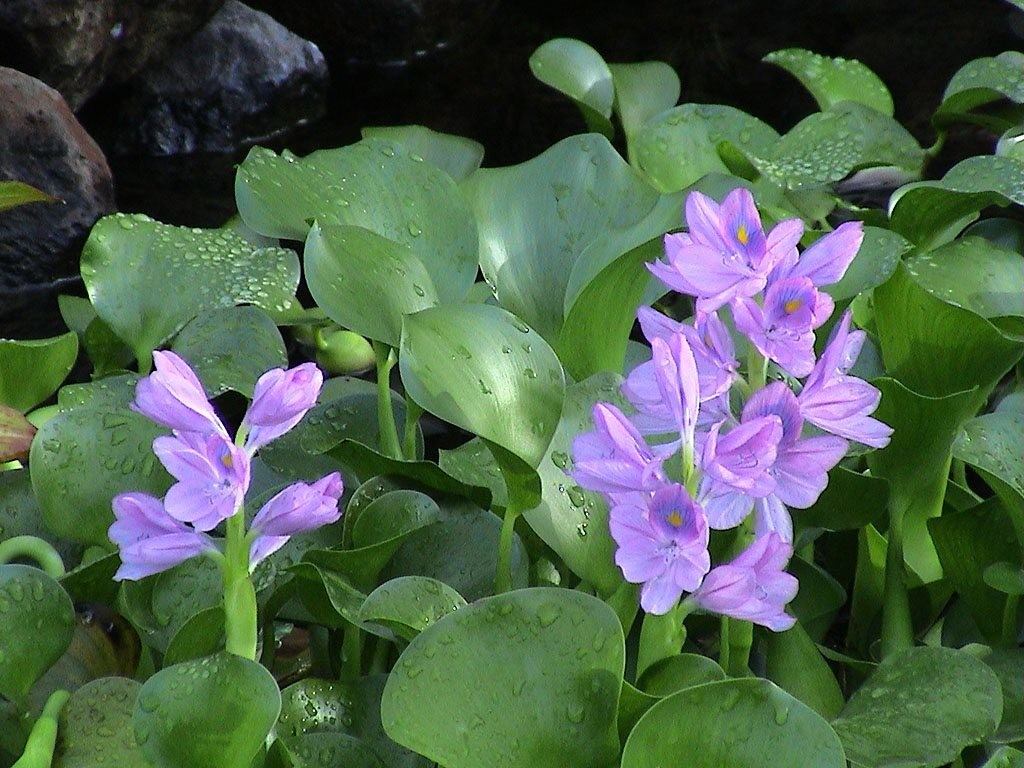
[
  {"xmin": 832, "ymin": 646, "xmax": 1002, "ymax": 768},
  {"xmin": 985, "ymin": 561, "xmax": 1024, "ymax": 595},
  {"xmin": 905, "ymin": 237, "xmax": 1024, "ymax": 320},
  {"xmin": 955, "ymin": 405, "xmax": 1024, "ymax": 507},
  {"xmin": 981, "ymin": 746, "xmax": 1024, "ymax": 768},
  {"xmin": 889, "ymin": 156, "xmax": 1024, "ymax": 249},
  {"xmin": 267, "ymin": 733, "xmax": 381, "ymax": 768},
  {"xmin": 788, "ymin": 557, "xmax": 847, "ymax": 642},
  {"xmin": 54, "ymin": 677, "xmax": 147, "ymax": 768},
  {"xmin": 763, "ymin": 622, "xmax": 844, "ymax": 719},
  {"xmin": 462, "ymin": 134, "xmax": 676, "ymax": 344},
  {"xmin": 381, "ymin": 588, "xmax": 624, "ymax": 768},
  {"xmin": 986, "ymin": 649, "xmax": 1024, "ymax": 743},
  {"xmin": 0, "ymin": 332, "xmax": 78, "ymax": 412},
  {"xmin": 171, "ymin": 306, "xmax": 287, "ymax": 396},
  {"xmin": 0, "ymin": 565, "xmax": 75, "ymax": 702},
  {"xmin": 31, "ymin": 375, "xmax": 170, "ymax": 546},
  {"xmin": 235, "ymin": 139, "xmax": 478, "ymax": 303},
  {"xmin": 825, "ymin": 226, "xmax": 912, "ymax": 302},
  {"xmin": 797, "ymin": 466, "xmax": 888, "ymax": 532},
  {"xmin": 608, "ymin": 61, "xmax": 680, "ymax": 145},
  {"xmin": 930, "ymin": 498, "xmax": 1020, "ymax": 642},
  {"xmin": 361, "ymin": 125, "xmax": 484, "ymax": 180},
  {"xmin": 754, "ymin": 102, "xmax": 923, "ymax": 189},
  {"xmin": 622, "ymin": 678, "xmax": 845, "ymax": 768},
  {"xmin": 0, "ymin": 179, "xmax": 55, "ymax": 211},
  {"xmin": 529, "ymin": 38, "xmax": 615, "ymax": 136},
  {"xmin": 277, "ymin": 675, "xmax": 429, "ymax": 768},
  {"xmin": 637, "ymin": 654, "xmax": 726, "ymax": 697},
  {"xmin": 305, "ymin": 223, "xmax": 439, "ymax": 348},
  {"xmin": 0, "ymin": 469, "xmax": 81, "ymax": 566},
  {"xmin": 359, "ymin": 576, "xmax": 466, "ymax": 641},
  {"xmin": 633, "ymin": 104, "xmax": 779, "ymax": 193},
  {"xmin": 764, "ymin": 49, "xmax": 894, "ymax": 115},
  {"xmin": 81, "ymin": 213, "xmax": 299, "ymax": 362},
  {"xmin": 133, "ymin": 653, "xmax": 280, "ymax": 768},
  {"xmin": 400, "ymin": 304, "xmax": 565, "ymax": 470},
  {"xmin": 936, "ymin": 52, "xmax": 1024, "ymax": 128},
  {"xmin": 57, "ymin": 295, "xmax": 133, "ymax": 377},
  {"xmin": 163, "ymin": 606, "xmax": 225, "ymax": 666}
]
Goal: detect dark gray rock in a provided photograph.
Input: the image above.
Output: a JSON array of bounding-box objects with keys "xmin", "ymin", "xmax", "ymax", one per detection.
[
  {"xmin": 0, "ymin": 68, "xmax": 115, "ymax": 337},
  {"xmin": 0, "ymin": 0, "xmax": 224, "ymax": 110},
  {"xmin": 111, "ymin": 1, "xmax": 329, "ymax": 156},
  {"xmin": 246, "ymin": 0, "xmax": 498, "ymax": 66}
]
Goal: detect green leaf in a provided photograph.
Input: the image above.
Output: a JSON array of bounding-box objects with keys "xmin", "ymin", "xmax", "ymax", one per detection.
[
  {"xmin": 788, "ymin": 557, "xmax": 847, "ymax": 642},
  {"xmin": 754, "ymin": 102, "xmax": 923, "ymax": 189},
  {"xmin": 171, "ymin": 306, "xmax": 287, "ymax": 396},
  {"xmin": 930, "ymin": 498, "xmax": 1020, "ymax": 641},
  {"xmin": 825, "ymin": 227, "xmax": 912, "ymax": 302},
  {"xmin": 30, "ymin": 375, "xmax": 171, "ymax": 546},
  {"xmin": 985, "ymin": 649, "xmax": 1024, "ymax": 743},
  {"xmin": 764, "ymin": 49, "xmax": 894, "ymax": 115},
  {"xmin": 58, "ymin": 295, "xmax": 133, "ymax": 377},
  {"xmin": 0, "ymin": 180, "xmax": 55, "ymax": 211},
  {"xmin": 277, "ymin": 675, "xmax": 429, "ymax": 768},
  {"xmin": 381, "ymin": 588, "xmax": 624, "ymax": 768},
  {"xmin": 163, "ymin": 606, "xmax": 225, "ymax": 666},
  {"xmin": 361, "ymin": 125, "xmax": 484, "ymax": 180},
  {"xmin": 0, "ymin": 565, "xmax": 75, "ymax": 702},
  {"xmin": 133, "ymin": 653, "xmax": 281, "ymax": 768},
  {"xmin": 632, "ymin": 105, "xmax": 779, "ymax": 193},
  {"xmin": 936, "ymin": 52, "xmax": 1024, "ymax": 129},
  {"xmin": 889, "ymin": 156, "xmax": 1024, "ymax": 249},
  {"xmin": 831, "ymin": 646, "xmax": 1002, "ymax": 768},
  {"xmin": 608, "ymin": 61, "xmax": 680, "ymax": 145},
  {"xmin": 359, "ymin": 576, "xmax": 466, "ymax": 641},
  {"xmin": 797, "ymin": 466, "xmax": 888, "ymax": 533},
  {"xmin": 462, "ymin": 134, "xmax": 676, "ymax": 344},
  {"xmin": 637, "ymin": 654, "xmax": 726, "ymax": 697},
  {"xmin": 305, "ymin": 223, "xmax": 439, "ymax": 348},
  {"xmin": 529, "ymin": 38, "xmax": 615, "ymax": 137},
  {"xmin": 622, "ymin": 678, "xmax": 846, "ymax": 768},
  {"xmin": 984, "ymin": 562, "xmax": 1024, "ymax": 595},
  {"xmin": 905, "ymin": 237, "xmax": 1024, "ymax": 320},
  {"xmin": 54, "ymin": 677, "xmax": 147, "ymax": 768},
  {"xmin": 0, "ymin": 333, "xmax": 78, "ymax": 412},
  {"xmin": 0, "ymin": 469, "xmax": 81, "ymax": 566},
  {"xmin": 267, "ymin": 733, "xmax": 381, "ymax": 768},
  {"xmin": 981, "ymin": 746, "xmax": 1024, "ymax": 768},
  {"xmin": 763, "ymin": 622, "xmax": 845, "ymax": 719},
  {"xmin": 235, "ymin": 139, "xmax": 478, "ymax": 303},
  {"xmin": 955, "ymin": 406, "xmax": 1024, "ymax": 506},
  {"xmin": 81, "ymin": 213, "xmax": 299, "ymax": 362},
  {"xmin": 400, "ymin": 304, "xmax": 565, "ymax": 470}
]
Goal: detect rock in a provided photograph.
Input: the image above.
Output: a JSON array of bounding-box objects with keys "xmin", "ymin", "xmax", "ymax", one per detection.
[
  {"xmin": 110, "ymin": 1, "xmax": 329, "ymax": 156},
  {"xmin": 0, "ymin": 1, "xmax": 224, "ymax": 110},
  {"xmin": 246, "ymin": 0, "xmax": 498, "ymax": 66},
  {"xmin": 0, "ymin": 68, "xmax": 115, "ymax": 338}
]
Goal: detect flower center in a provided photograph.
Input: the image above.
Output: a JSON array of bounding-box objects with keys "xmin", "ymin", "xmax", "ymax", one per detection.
[
  {"xmin": 666, "ymin": 509, "xmax": 683, "ymax": 527},
  {"xmin": 783, "ymin": 298, "xmax": 803, "ymax": 314},
  {"xmin": 221, "ymin": 452, "xmax": 234, "ymax": 469},
  {"xmin": 736, "ymin": 225, "xmax": 749, "ymax": 245}
]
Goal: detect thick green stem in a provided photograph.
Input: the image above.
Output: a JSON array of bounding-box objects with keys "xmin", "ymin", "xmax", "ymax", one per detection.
[
  {"xmin": 1002, "ymin": 593, "xmax": 1021, "ymax": 648},
  {"xmin": 12, "ymin": 690, "xmax": 68, "ymax": 768},
  {"xmin": 718, "ymin": 616, "xmax": 731, "ymax": 671},
  {"xmin": 341, "ymin": 623, "xmax": 362, "ymax": 680},
  {"xmin": 747, "ymin": 347, "xmax": 767, "ymax": 392},
  {"xmin": 880, "ymin": 502, "xmax": 914, "ymax": 659},
  {"xmin": 495, "ymin": 506, "xmax": 520, "ymax": 594},
  {"xmin": 373, "ymin": 342, "xmax": 402, "ymax": 460},
  {"xmin": 222, "ymin": 509, "xmax": 257, "ymax": 660},
  {"xmin": 725, "ymin": 521, "xmax": 756, "ymax": 676},
  {"xmin": 0, "ymin": 536, "xmax": 65, "ymax": 579},
  {"xmin": 401, "ymin": 396, "xmax": 423, "ymax": 461}
]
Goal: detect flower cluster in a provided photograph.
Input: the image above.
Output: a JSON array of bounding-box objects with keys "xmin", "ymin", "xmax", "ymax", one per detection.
[
  {"xmin": 109, "ymin": 351, "xmax": 342, "ymax": 580},
  {"xmin": 570, "ymin": 189, "xmax": 892, "ymax": 626}
]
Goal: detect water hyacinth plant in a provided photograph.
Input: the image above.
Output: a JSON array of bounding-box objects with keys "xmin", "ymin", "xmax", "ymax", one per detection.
[{"xmin": 0, "ymin": 30, "xmax": 1023, "ymax": 768}]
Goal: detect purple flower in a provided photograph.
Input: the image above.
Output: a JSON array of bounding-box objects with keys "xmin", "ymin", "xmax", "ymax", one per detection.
[
  {"xmin": 732, "ymin": 276, "xmax": 834, "ymax": 378},
  {"xmin": 636, "ymin": 306, "xmax": 739, "ymax": 400},
  {"xmin": 132, "ymin": 351, "xmax": 227, "ymax": 438},
  {"xmin": 621, "ymin": 331, "xmax": 700, "ymax": 451},
  {"xmin": 692, "ymin": 532, "xmax": 798, "ymax": 631},
  {"xmin": 698, "ymin": 415, "xmax": 783, "ymax": 530},
  {"xmin": 798, "ymin": 311, "xmax": 893, "ymax": 448},
  {"xmin": 571, "ymin": 404, "xmax": 666, "ymax": 497},
  {"xmin": 610, "ymin": 484, "xmax": 711, "ymax": 615},
  {"xmin": 243, "ymin": 363, "xmax": 323, "ymax": 453},
  {"xmin": 770, "ymin": 221, "xmax": 864, "ymax": 288},
  {"xmin": 248, "ymin": 473, "xmax": 344, "ymax": 565},
  {"xmin": 742, "ymin": 383, "xmax": 848, "ymax": 541},
  {"xmin": 650, "ymin": 189, "xmax": 804, "ymax": 312},
  {"xmin": 153, "ymin": 431, "xmax": 250, "ymax": 531},
  {"xmin": 109, "ymin": 493, "xmax": 215, "ymax": 581}
]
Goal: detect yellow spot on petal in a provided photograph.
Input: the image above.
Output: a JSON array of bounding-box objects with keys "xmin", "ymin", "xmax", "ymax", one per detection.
[
  {"xmin": 667, "ymin": 510, "xmax": 683, "ymax": 527},
  {"xmin": 736, "ymin": 225, "xmax": 749, "ymax": 245},
  {"xmin": 221, "ymin": 452, "xmax": 234, "ymax": 468},
  {"xmin": 784, "ymin": 299, "xmax": 803, "ymax": 314}
]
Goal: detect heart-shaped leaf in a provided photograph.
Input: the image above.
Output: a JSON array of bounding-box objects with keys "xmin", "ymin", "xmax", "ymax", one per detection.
[
  {"xmin": 935, "ymin": 52, "xmax": 1024, "ymax": 129},
  {"xmin": 381, "ymin": 588, "xmax": 625, "ymax": 768},
  {"xmin": 764, "ymin": 49, "xmax": 894, "ymax": 115},
  {"xmin": 608, "ymin": 61, "xmax": 680, "ymax": 148},
  {"xmin": 359, "ymin": 576, "xmax": 466, "ymax": 641},
  {"xmin": 133, "ymin": 653, "xmax": 281, "ymax": 768},
  {"xmin": 54, "ymin": 677, "xmax": 147, "ymax": 768},
  {"xmin": 361, "ymin": 125, "xmax": 484, "ymax": 180},
  {"xmin": 0, "ymin": 333, "xmax": 78, "ymax": 412},
  {"xmin": 529, "ymin": 38, "xmax": 615, "ymax": 136}
]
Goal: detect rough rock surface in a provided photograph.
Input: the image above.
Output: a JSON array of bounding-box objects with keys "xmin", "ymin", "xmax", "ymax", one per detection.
[
  {"xmin": 0, "ymin": 68, "xmax": 115, "ymax": 337},
  {"xmin": 0, "ymin": 0, "xmax": 224, "ymax": 109},
  {"xmin": 110, "ymin": 1, "xmax": 329, "ymax": 156}
]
